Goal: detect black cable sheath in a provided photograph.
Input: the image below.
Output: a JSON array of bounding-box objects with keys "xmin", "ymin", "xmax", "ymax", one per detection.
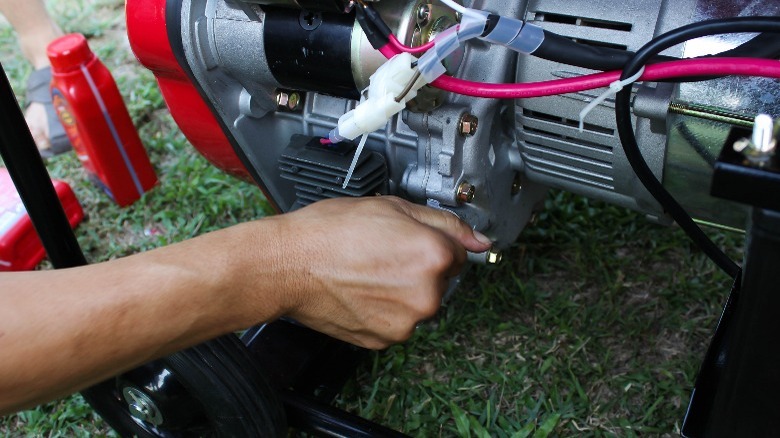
[
  {"xmin": 615, "ymin": 17, "xmax": 780, "ymax": 279},
  {"xmin": 534, "ymin": 30, "xmax": 780, "ymax": 71},
  {"xmin": 355, "ymin": 6, "xmax": 388, "ymax": 49},
  {"xmin": 360, "ymin": 3, "xmax": 780, "ymax": 73}
]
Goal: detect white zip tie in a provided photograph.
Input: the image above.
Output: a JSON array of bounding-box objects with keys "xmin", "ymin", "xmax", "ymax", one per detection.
[
  {"xmin": 578, "ymin": 67, "xmax": 646, "ymax": 133},
  {"xmin": 342, "ymin": 133, "xmax": 369, "ymax": 189}
]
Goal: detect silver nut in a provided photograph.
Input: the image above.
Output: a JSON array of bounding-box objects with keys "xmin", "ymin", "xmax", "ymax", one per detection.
[
  {"xmin": 276, "ymin": 91, "xmax": 289, "ymax": 109},
  {"xmin": 417, "ymin": 4, "xmax": 431, "ymax": 26},
  {"xmin": 459, "ymin": 114, "xmax": 478, "ymax": 136}
]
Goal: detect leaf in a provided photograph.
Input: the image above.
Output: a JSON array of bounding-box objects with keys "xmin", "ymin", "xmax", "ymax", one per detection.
[
  {"xmin": 450, "ymin": 404, "xmax": 471, "ymax": 438},
  {"xmin": 533, "ymin": 414, "xmax": 561, "ymax": 438}
]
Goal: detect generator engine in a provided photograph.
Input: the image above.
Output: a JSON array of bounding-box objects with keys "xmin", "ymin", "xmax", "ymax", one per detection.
[
  {"xmin": 128, "ymin": 0, "xmax": 778, "ymax": 254},
  {"xmin": 83, "ymin": 0, "xmax": 780, "ymax": 436}
]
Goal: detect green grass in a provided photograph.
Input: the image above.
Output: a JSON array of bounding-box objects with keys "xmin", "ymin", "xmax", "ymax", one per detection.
[{"xmin": 1, "ymin": 1, "xmax": 740, "ymax": 436}]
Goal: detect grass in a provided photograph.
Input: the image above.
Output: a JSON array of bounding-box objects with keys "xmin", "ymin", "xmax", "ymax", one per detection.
[{"xmin": 1, "ymin": 1, "xmax": 740, "ymax": 436}]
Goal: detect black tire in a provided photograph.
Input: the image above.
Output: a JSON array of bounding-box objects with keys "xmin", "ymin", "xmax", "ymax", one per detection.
[{"xmin": 82, "ymin": 334, "xmax": 287, "ymax": 437}]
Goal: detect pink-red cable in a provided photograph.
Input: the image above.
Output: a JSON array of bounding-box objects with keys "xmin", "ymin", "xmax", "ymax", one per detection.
[
  {"xmin": 379, "ymin": 44, "xmax": 780, "ymax": 99},
  {"xmin": 388, "ymin": 35, "xmax": 436, "ymax": 55}
]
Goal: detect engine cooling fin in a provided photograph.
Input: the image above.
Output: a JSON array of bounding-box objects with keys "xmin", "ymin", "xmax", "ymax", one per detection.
[{"xmin": 279, "ymin": 135, "xmax": 388, "ymax": 208}]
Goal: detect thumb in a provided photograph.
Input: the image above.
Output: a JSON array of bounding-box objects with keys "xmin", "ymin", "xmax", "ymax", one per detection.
[{"xmin": 401, "ymin": 203, "xmax": 493, "ymax": 253}]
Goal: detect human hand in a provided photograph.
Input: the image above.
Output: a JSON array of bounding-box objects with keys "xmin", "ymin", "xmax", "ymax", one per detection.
[{"xmin": 267, "ymin": 196, "xmax": 492, "ymax": 349}]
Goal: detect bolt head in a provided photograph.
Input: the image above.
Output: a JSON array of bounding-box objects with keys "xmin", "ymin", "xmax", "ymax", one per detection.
[
  {"xmin": 287, "ymin": 92, "xmax": 302, "ymax": 111},
  {"xmin": 457, "ymin": 182, "xmax": 475, "ymax": 203},
  {"xmin": 459, "ymin": 114, "xmax": 478, "ymax": 136},
  {"xmin": 417, "ymin": 4, "xmax": 431, "ymax": 25},
  {"xmin": 276, "ymin": 92, "xmax": 289, "ymax": 108},
  {"xmin": 486, "ymin": 248, "xmax": 503, "ymax": 265}
]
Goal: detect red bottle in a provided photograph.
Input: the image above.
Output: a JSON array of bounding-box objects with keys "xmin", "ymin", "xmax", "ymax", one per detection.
[
  {"xmin": 47, "ymin": 33, "xmax": 157, "ymax": 207},
  {"xmin": 0, "ymin": 168, "xmax": 84, "ymax": 271}
]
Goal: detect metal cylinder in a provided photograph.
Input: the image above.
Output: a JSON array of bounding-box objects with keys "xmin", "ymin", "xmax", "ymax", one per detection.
[{"xmin": 239, "ymin": 0, "xmax": 353, "ymax": 13}]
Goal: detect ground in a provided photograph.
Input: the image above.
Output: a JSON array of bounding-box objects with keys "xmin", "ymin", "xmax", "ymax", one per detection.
[{"xmin": 0, "ymin": 1, "xmax": 741, "ymax": 436}]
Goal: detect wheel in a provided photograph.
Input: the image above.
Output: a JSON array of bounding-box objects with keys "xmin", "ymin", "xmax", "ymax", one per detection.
[{"xmin": 82, "ymin": 334, "xmax": 287, "ymax": 437}]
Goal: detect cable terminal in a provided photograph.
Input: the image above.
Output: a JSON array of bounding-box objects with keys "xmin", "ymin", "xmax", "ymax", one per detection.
[{"xmin": 329, "ymin": 52, "xmax": 427, "ymax": 143}]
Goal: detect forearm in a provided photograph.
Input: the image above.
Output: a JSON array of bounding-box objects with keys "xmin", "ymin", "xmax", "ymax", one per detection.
[
  {"xmin": 0, "ymin": 196, "xmax": 491, "ymax": 415},
  {"xmin": 0, "ymin": 219, "xmax": 286, "ymax": 413}
]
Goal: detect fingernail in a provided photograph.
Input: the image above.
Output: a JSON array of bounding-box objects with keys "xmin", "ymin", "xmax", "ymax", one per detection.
[{"xmin": 473, "ymin": 230, "xmax": 492, "ymax": 245}]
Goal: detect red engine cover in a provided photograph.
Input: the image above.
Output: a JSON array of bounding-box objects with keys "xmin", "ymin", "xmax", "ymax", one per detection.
[{"xmin": 125, "ymin": 0, "xmax": 251, "ymax": 180}]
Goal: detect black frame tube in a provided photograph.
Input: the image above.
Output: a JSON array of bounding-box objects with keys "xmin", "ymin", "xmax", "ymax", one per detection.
[{"xmin": 0, "ymin": 63, "xmax": 87, "ymax": 268}]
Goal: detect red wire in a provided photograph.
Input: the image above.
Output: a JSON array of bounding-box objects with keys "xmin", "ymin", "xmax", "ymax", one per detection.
[
  {"xmin": 388, "ymin": 35, "xmax": 436, "ymax": 55},
  {"xmin": 379, "ymin": 44, "xmax": 780, "ymax": 98}
]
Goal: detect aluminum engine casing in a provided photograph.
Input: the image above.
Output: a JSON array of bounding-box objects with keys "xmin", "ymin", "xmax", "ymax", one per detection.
[{"xmin": 173, "ymin": 0, "xmax": 780, "ymax": 247}]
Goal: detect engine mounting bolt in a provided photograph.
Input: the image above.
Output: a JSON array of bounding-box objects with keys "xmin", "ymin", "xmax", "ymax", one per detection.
[
  {"xmin": 287, "ymin": 92, "xmax": 302, "ymax": 111},
  {"xmin": 458, "ymin": 113, "xmax": 478, "ymax": 136},
  {"xmin": 486, "ymin": 248, "xmax": 503, "ymax": 265},
  {"xmin": 276, "ymin": 91, "xmax": 289, "ymax": 109},
  {"xmin": 457, "ymin": 181, "xmax": 476, "ymax": 204},
  {"xmin": 417, "ymin": 4, "xmax": 431, "ymax": 26}
]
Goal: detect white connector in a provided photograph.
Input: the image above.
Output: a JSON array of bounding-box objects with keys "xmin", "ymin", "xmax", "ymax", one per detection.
[{"xmin": 329, "ymin": 52, "xmax": 427, "ymax": 144}]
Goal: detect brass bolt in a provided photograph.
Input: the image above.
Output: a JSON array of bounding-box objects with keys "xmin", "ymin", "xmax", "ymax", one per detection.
[
  {"xmin": 486, "ymin": 248, "xmax": 503, "ymax": 265},
  {"xmin": 457, "ymin": 181, "xmax": 475, "ymax": 204},
  {"xmin": 287, "ymin": 92, "xmax": 302, "ymax": 111},
  {"xmin": 276, "ymin": 90, "xmax": 303, "ymax": 111},
  {"xmin": 458, "ymin": 113, "xmax": 478, "ymax": 136}
]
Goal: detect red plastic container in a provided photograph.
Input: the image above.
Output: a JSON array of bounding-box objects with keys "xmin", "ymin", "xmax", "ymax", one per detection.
[
  {"xmin": 48, "ymin": 33, "xmax": 157, "ymax": 207},
  {"xmin": 0, "ymin": 168, "xmax": 84, "ymax": 271}
]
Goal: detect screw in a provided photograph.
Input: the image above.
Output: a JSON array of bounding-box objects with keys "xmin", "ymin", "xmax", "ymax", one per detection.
[
  {"xmin": 299, "ymin": 11, "xmax": 322, "ymax": 30},
  {"xmin": 457, "ymin": 181, "xmax": 475, "ymax": 204},
  {"xmin": 458, "ymin": 113, "xmax": 478, "ymax": 136},
  {"xmin": 486, "ymin": 248, "xmax": 503, "ymax": 265},
  {"xmin": 416, "ymin": 4, "xmax": 431, "ymax": 26}
]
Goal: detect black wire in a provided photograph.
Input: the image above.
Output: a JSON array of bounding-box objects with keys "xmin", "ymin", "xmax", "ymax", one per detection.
[
  {"xmin": 615, "ymin": 16, "xmax": 780, "ymax": 279},
  {"xmin": 355, "ymin": 5, "xmax": 389, "ymax": 49},
  {"xmin": 359, "ymin": 2, "xmax": 780, "ymax": 74},
  {"xmin": 534, "ymin": 31, "xmax": 780, "ymax": 72}
]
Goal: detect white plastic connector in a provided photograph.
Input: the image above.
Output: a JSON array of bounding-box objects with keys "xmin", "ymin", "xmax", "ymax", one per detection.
[{"xmin": 328, "ymin": 52, "xmax": 427, "ymax": 143}]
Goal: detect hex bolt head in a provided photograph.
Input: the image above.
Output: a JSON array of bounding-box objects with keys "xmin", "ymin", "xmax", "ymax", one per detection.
[
  {"xmin": 287, "ymin": 92, "xmax": 302, "ymax": 111},
  {"xmin": 486, "ymin": 248, "xmax": 503, "ymax": 265},
  {"xmin": 276, "ymin": 91, "xmax": 289, "ymax": 109},
  {"xmin": 457, "ymin": 182, "xmax": 476, "ymax": 204},
  {"xmin": 459, "ymin": 113, "xmax": 478, "ymax": 136}
]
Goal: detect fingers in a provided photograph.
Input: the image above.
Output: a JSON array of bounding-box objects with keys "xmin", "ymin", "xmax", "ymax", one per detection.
[{"xmin": 387, "ymin": 197, "xmax": 493, "ymax": 253}]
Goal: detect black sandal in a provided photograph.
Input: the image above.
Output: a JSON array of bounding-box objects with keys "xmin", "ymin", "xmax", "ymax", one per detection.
[{"xmin": 26, "ymin": 66, "xmax": 72, "ymax": 158}]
